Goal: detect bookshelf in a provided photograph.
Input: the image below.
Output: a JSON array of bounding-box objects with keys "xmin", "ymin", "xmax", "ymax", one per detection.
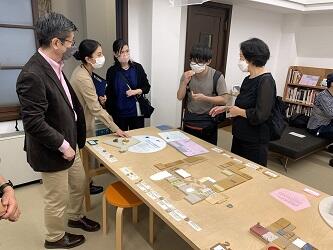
[{"xmin": 283, "ymin": 66, "xmax": 333, "ymax": 117}]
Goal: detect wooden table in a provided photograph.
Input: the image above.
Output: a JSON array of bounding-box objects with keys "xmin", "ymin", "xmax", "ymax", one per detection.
[{"xmin": 82, "ymin": 127, "xmax": 333, "ymax": 250}]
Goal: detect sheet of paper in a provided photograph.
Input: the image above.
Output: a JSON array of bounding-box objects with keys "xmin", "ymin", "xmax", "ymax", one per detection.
[
  {"xmin": 270, "ymin": 188, "xmax": 311, "ymax": 211},
  {"xmin": 289, "ymin": 132, "xmax": 306, "ymax": 138},
  {"xmin": 211, "ymin": 245, "xmax": 226, "ymax": 250},
  {"xmin": 150, "ymin": 171, "xmax": 172, "ymax": 181},
  {"xmin": 245, "ymin": 162, "xmax": 261, "ymax": 170},
  {"xmin": 199, "ymin": 177, "xmax": 216, "ymax": 183},
  {"xmin": 156, "ymin": 125, "xmax": 173, "ymax": 131},
  {"xmin": 263, "ymin": 170, "xmax": 279, "ymax": 178},
  {"xmin": 211, "ymin": 147, "xmax": 224, "ymax": 153},
  {"xmin": 187, "ymin": 220, "xmax": 202, "ymax": 231},
  {"xmin": 303, "ymin": 187, "xmax": 320, "ymax": 197},
  {"xmin": 175, "ymin": 168, "xmax": 191, "ymax": 178},
  {"xmin": 169, "ymin": 210, "xmax": 182, "ymax": 221},
  {"xmin": 94, "ymin": 145, "xmax": 118, "ymax": 163},
  {"xmin": 292, "ymin": 238, "xmax": 306, "ymax": 248},
  {"xmin": 169, "ymin": 139, "xmax": 209, "ymax": 157},
  {"xmin": 158, "ymin": 131, "xmax": 190, "ymax": 142},
  {"xmin": 128, "ymin": 135, "xmax": 167, "ymax": 153}
]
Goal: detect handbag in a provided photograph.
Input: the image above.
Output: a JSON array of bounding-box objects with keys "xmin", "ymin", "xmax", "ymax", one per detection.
[
  {"xmin": 137, "ymin": 95, "xmax": 155, "ymax": 118},
  {"xmin": 118, "ymin": 71, "xmax": 154, "ymax": 118}
]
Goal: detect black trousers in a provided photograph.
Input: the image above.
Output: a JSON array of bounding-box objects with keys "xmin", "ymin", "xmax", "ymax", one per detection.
[
  {"xmin": 231, "ymin": 136, "xmax": 268, "ymax": 166},
  {"xmin": 183, "ymin": 123, "xmax": 218, "ymax": 145},
  {"xmin": 114, "ymin": 116, "xmax": 144, "ymax": 131}
]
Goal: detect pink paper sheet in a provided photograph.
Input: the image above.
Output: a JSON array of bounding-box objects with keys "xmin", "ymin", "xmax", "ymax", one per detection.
[
  {"xmin": 169, "ymin": 139, "xmax": 209, "ymax": 156},
  {"xmin": 270, "ymin": 188, "xmax": 311, "ymax": 211}
]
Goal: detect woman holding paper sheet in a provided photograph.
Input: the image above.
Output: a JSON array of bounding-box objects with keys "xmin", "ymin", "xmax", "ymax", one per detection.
[{"xmin": 210, "ymin": 38, "xmax": 276, "ymax": 166}]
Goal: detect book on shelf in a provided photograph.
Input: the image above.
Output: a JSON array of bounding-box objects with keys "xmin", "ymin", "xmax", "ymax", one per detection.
[
  {"xmin": 285, "ymin": 87, "xmax": 318, "ymax": 105},
  {"xmin": 286, "ymin": 103, "xmax": 312, "ymax": 118},
  {"xmin": 298, "ymin": 74, "xmax": 320, "ymax": 86},
  {"xmin": 288, "ymin": 68, "xmax": 302, "ymax": 84}
]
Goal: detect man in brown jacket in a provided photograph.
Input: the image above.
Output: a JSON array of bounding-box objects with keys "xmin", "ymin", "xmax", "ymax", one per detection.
[{"xmin": 16, "ymin": 13, "xmax": 99, "ymax": 249}]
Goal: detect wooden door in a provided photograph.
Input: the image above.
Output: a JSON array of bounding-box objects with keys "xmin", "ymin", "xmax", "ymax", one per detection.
[{"xmin": 184, "ymin": 2, "xmax": 232, "ymax": 75}]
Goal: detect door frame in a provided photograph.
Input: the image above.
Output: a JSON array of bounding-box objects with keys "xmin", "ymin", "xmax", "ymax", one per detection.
[
  {"xmin": 116, "ymin": 0, "xmax": 128, "ymax": 42},
  {"xmin": 184, "ymin": 2, "xmax": 232, "ymax": 76}
]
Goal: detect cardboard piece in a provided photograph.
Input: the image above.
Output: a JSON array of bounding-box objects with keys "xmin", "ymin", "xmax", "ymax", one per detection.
[
  {"xmin": 205, "ymin": 193, "xmax": 228, "ymax": 204},
  {"xmin": 215, "ymin": 175, "xmax": 247, "ymax": 190}
]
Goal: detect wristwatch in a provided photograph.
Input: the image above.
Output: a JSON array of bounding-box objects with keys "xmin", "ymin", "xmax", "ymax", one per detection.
[{"xmin": 0, "ymin": 180, "xmax": 13, "ymax": 198}]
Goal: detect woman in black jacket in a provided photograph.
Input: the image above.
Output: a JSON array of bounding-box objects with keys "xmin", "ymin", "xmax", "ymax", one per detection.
[
  {"xmin": 105, "ymin": 39, "xmax": 151, "ymax": 131},
  {"xmin": 210, "ymin": 38, "xmax": 276, "ymax": 166}
]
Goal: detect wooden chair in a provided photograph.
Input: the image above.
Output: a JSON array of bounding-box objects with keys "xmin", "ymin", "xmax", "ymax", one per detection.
[
  {"xmin": 103, "ymin": 181, "xmax": 154, "ymax": 250},
  {"xmin": 81, "ymin": 147, "xmax": 109, "ymax": 211}
]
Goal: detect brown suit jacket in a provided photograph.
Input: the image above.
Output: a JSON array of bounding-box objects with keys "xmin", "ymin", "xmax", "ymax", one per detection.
[{"xmin": 16, "ymin": 52, "xmax": 86, "ymax": 172}]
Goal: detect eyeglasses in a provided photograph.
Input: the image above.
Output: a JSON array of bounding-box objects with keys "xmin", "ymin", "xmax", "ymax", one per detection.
[
  {"xmin": 59, "ymin": 38, "xmax": 76, "ymax": 47},
  {"xmin": 118, "ymin": 49, "xmax": 130, "ymax": 56},
  {"xmin": 189, "ymin": 61, "xmax": 205, "ymax": 67}
]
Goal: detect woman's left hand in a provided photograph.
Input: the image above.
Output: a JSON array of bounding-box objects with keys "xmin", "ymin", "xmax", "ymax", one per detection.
[
  {"xmin": 115, "ymin": 129, "xmax": 129, "ymax": 138},
  {"xmin": 98, "ymin": 95, "xmax": 107, "ymax": 105},
  {"xmin": 228, "ymin": 106, "xmax": 246, "ymax": 117},
  {"xmin": 126, "ymin": 89, "xmax": 142, "ymax": 97}
]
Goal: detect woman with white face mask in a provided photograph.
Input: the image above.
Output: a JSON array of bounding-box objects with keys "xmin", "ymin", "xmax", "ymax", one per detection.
[
  {"xmin": 177, "ymin": 44, "xmax": 229, "ymax": 145},
  {"xmin": 105, "ymin": 39, "xmax": 151, "ymax": 131},
  {"xmin": 210, "ymin": 38, "xmax": 276, "ymax": 166},
  {"xmin": 71, "ymin": 39, "xmax": 128, "ymax": 194}
]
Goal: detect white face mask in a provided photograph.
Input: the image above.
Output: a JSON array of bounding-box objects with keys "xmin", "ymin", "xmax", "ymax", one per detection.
[
  {"xmin": 91, "ymin": 56, "xmax": 105, "ymax": 69},
  {"xmin": 190, "ymin": 63, "xmax": 206, "ymax": 74},
  {"xmin": 118, "ymin": 54, "xmax": 130, "ymax": 64},
  {"xmin": 238, "ymin": 59, "xmax": 248, "ymax": 72}
]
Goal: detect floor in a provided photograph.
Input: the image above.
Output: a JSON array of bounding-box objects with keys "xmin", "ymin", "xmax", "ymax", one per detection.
[{"xmin": 1, "ymin": 127, "xmax": 332, "ymax": 250}]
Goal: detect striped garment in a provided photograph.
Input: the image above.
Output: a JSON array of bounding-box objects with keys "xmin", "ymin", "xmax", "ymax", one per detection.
[{"xmin": 307, "ymin": 89, "xmax": 333, "ymax": 130}]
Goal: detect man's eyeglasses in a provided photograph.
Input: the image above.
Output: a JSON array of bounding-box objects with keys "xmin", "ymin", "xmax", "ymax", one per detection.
[
  {"xmin": 189, "ymin": 61, "xmax": 205, "ymax": 67},
  {"xmin": 59, "ymin": 38, "xmax": 76, "ymax": 47}
]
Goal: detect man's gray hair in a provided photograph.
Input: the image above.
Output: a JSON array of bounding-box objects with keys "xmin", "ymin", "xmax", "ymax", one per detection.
[{"xmin": 35, "ymin": 12, "xmax": 77, "ymax": 47}]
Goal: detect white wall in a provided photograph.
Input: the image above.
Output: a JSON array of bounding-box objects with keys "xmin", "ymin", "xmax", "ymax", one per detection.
[
  {"xmin": 224, "ymin": 4, "xmax": 285, "ymax": 94},
  {"xmin": 51, "ymin": 0, "xmax": 87, "ymax": 76},
  {"xmin": 150, "ymin": 0, "xmax": 188, "ymax": 128},
  {"xmin": 128, "ymin": 0, "xmax": 153, "ymax": 80},
  {"xmin": 85, "ymin": 0, "xmax": 117, "ymax": 77}
]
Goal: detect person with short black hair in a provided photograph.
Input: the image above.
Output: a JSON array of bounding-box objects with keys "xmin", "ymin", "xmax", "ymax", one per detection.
[
  {"xmin": 307, "ymin": 73, "xmax": 333, "ymax": 167},
  {"xmin": 210, "ymin": 38, "xmax": 276, "ymax": 166},
  {"xmin": 71, "ymin": 39, "xmax": 128, "ymax": 195},
  {"xmin": 16, "ymin": 12, "xmax": 99, "ymax": 249},
  {"xmin": 105, "ymin": 39, "xmax": 151, "ymax": 131},
  {"xmin": 177, "ymin": 44, "xmax": 229, "ymax": 145}
]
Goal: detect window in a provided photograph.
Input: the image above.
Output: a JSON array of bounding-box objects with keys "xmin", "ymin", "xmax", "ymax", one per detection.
[{"xmin": 0, "ymin": 0, "xmax": 38, "ymax": 121}]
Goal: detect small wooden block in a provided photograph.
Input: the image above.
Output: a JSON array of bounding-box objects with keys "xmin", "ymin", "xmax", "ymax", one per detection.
[
  {"xmin": 212, "ymin": 184, "xmax": 225, "ymax": 192},
  {"xmin": 285, "ymin": 244, "xmax": 301, "ymax": 250},
  {"xmin": 222, "ymin": 169, "xmax": 234, "ymax": 176},
  {"xmin": 205, "ymin": 193, "xmax": 229, "ymax": 204},
  {"xmin": 284, "ymin": 223, "xmax": 296, "ymax": 232},
  {"xmin": 274, "ymin": 218, "xmax": 291, "ymax": 229},
  {"xmin": 184, "ymin": 156, "xmax": 205, "ymax": 163},
  {"xmin": 273, "ymin": 236, "xmax": 292, "ymax": 249},
  {"xmin": 267, "ymin": 225, "xmax": 281, "ymax": 234},
  {"xmin": 155, "ymin": 163, "xmax": 167, "ymax": 170},
  {"xmin": 166, "ymin": 160, "xmax": 185, "ymax": 168},
  {"xmin": 228, "ymin": 164, "xmax": 246, "ymax": 172}
]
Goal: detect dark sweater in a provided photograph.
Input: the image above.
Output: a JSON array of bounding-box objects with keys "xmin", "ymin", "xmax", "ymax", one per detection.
[
  {"xmin": 105, "ymin": 62, "xmax": 151, "ymax": 118},
  {"xmin": 232, "ymin": 73, "xmax": 276, "ymax": 144}
]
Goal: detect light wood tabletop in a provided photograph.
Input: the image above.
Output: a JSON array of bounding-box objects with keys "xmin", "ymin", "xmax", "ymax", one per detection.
[{"xmin": 82, "ymin": 127, "xmax": 333, "ymax": 250}]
